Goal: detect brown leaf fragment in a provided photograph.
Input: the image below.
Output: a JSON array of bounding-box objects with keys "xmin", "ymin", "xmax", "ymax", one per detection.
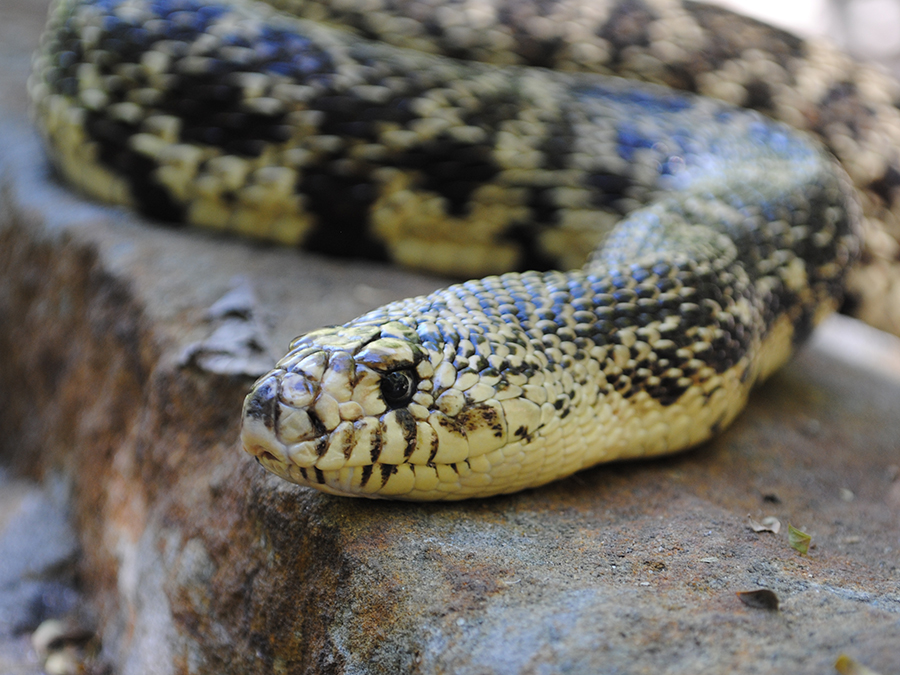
[
  {"xmin": 736, "ymin": 589, "xmax": 780, "ymax": 610},
  {"xmin": 747, "ymin": 515, "xmax": 781, "ymax": 533},
  {"xmin": 788, "ymin": 524, "xmax": 812, "ymax": 555},
  {"xmin": 835, "ymin": 654, "xmax": 884, "ymax": 675}
]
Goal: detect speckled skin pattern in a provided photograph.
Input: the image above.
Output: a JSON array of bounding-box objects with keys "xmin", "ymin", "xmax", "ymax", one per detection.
[{"xmin": 31, "ymin": 0, "xmax": 868, "ymax": 498}]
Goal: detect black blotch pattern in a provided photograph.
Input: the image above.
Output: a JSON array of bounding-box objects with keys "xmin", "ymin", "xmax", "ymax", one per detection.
[
  {"xmin": 161, "ymin": 72, "xmax": 294, "ymax": 158},
  {"xmin": 597, "ymin": 0, "xmax": 656, "ymax": 63},
  {"xmin": 314, "ymin": 92, "xmax": 410, "ymax": 139},
  {"xmin": 586, "ymin": 172, "xmax": 634, "ymax": 209},
  {"xmin": 397, "ymin": 138, "xmax": 500, "ymax": 216},
  {"xmin": 85, "ymin": 112, "xmax": 187, "ymax": 221},
  {"xmin": 660, "ymin": 63, "xmax": 699, "ymax": 94},
  {"xmin": 299, "ymin": 169, "xmax": 388, "ymax": 260},
  {"xmin": 743, "ymin": 79, "xmax": 773, "ymax": 110},
  {"xmin": 54, "ymin": 0, "xmax": 337, "ymax": 219},
  {"xmin": 869, "ymin": 165, "xmax": 900, "ymax": 207},
  {"xmin": 527, "ymin": 187, "xmax": 560, "ymax": 225},
  {"xmin": 539, "ymin": 130, "xmax": 573, "ymax": 171},
  {"xmin": 815, "ymin": 81, "xmax": 872, "ymax": 140}
]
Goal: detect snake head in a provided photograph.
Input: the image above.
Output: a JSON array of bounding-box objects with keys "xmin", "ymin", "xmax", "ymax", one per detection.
[
  {"xmin": 240, "ymin": 316, "xmax": 543, "ymax": 499},
  {"xmin": 240, "ymin": 319, "xmax": 514, "ymax": 499}
]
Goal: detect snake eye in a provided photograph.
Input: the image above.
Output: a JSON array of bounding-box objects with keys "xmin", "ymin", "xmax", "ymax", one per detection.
[{"xmin": 380, "ymin": 369, "xmax": 417, "ymax": 408}]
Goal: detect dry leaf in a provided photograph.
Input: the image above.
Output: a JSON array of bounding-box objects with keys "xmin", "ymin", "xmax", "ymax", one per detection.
[
  {"xmin": 835, "ymin": 654, "xmax": 884, "ymax": 675},
  {"xmin": 736, "ymin": 589, "xmax": 779, "ymax": 610},
  {"xmin": 788, "ymin": 524, "xmax": 812, "ymax": 555},
  {"xmin": 748, "ymin": 515, "xmax": 781, "ymax": 534}
]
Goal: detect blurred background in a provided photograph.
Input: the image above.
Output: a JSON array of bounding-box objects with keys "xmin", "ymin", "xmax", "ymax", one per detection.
[{"xmin": 715, "ymin": 0, "xmax": 900, "ymax": 75}]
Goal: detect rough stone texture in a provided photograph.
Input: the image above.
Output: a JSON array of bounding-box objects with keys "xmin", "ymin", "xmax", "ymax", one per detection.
[
  {"xmin": 0, "ymin": 470, "xmax": 87, "ymax": 675},
  {"xmin": 2, "ymin": 1, "xmax": 900, "ymax": 674}
]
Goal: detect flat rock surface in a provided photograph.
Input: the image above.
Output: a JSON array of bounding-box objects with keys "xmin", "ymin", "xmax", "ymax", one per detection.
[{"xmin": 2, "ymin": 1, "xmax": 900, "ymax": 674}]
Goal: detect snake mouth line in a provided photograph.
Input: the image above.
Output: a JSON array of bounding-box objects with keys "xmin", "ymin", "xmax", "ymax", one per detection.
[
  {"xmin": 241, "ymin": 398, "xmax": 332, "ymax": 469},
  {"xmin": 246, "ymin": 427, "xmax": 411, "ymax": 495},
  {"xmin": 256, "ymin": 450, "xmax": 281, "ymax": 465}
]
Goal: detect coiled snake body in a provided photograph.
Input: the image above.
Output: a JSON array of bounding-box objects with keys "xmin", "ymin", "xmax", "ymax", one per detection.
[{"xmin": 33, "ymin": 0, "xmax": 877, "ymax": 499}]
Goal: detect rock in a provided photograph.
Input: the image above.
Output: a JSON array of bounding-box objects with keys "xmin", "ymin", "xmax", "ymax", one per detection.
[
  {"xmin": 2, "ymin": 1, "xmax": 900, "ymax": 673},
  {"xmin": 0, "ymin": 474, "xmax": 80, "ymax": 636},
  {"xmin": 0, "ymin": 471, "xmax": 95, "ymax": 674}
]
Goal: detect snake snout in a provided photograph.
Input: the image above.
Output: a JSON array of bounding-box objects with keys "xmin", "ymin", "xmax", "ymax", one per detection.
[
  {"xmin": 243, "ymin": 373, "xmax": 280, "ymax": 429},
  {"xmin": 241, "ymin": 372, "xmax": 290, "ymax": 464}
]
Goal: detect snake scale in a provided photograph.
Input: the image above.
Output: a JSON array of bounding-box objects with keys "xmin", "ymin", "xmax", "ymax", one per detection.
[{"xmin": 33, "ymin": 0, "xmax": 896, "ymax": 499}]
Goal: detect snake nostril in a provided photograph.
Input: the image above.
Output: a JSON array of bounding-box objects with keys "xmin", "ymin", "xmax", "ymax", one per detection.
[{"xmin": 259, "ymin": 450, "xmax": 279, "ymax": 463}]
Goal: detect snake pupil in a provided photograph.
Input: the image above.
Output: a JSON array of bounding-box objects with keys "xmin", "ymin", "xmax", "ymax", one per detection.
[{"xmin": 380, "ymin": 370, "xmax": 416, "ymax": 408}]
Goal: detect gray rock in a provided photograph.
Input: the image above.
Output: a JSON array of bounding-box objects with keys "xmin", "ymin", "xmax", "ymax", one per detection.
[{"xmin": 0, "ymin": 471, "xmax": 83, "ymax": 673}]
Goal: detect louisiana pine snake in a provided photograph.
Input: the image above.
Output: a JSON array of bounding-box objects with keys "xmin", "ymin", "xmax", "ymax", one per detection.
[{"xmin": 32, "ymin": 0, "xmax": 899, "ymax": 499}]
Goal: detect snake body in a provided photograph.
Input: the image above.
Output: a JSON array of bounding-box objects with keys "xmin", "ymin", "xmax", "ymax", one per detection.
[{"xmin": 32, "ymin": 0, "xmax": 868, "ymax": 498}]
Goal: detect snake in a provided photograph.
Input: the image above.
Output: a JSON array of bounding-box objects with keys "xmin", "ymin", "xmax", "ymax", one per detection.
[{"xmin": 33, "ymin": 0, "xmax": 892, "ymax": 500}]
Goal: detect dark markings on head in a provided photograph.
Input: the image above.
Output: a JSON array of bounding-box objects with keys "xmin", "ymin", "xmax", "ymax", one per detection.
[
  {"xmin": 395, "ymin": 409, "xmax": 419, "ymax": 459},
  {"xmin": 306, "ymin": 409, "xmax": 328, "ymax": 438},
  {"xmin": 245, "ymin": 377, "xmax": 278, "ymax": 429},
  {"xmin": 368, "ymin": 427, "xmax": 384, "ymax": 464},
  {"xmin": 359, "ymin": 464, "xmax": 374, "ymax": 488},
  {"xmin": 380, "ymin": 464, "xmax": 397, "ymax": 487},
  {"xmin": 315, "ymin": 437, "xmax": 328, "ymax": 458},
  {"xmin": 337, "ymin": 424, "xmax": 356, "ymax": 460},
  {"xmin": 427, "ymin": 432, "xmax": 440, "ymax": 463}
]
